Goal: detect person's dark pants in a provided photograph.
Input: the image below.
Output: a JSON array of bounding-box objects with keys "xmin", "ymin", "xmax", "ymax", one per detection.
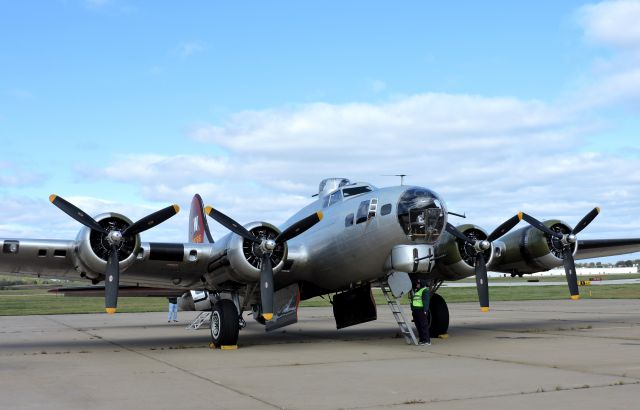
[{"xmin": 412, "ymin": 308, "xmax": 430, "ymax": 343}]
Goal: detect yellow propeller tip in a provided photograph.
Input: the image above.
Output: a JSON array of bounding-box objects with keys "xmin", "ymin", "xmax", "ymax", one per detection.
[
  {"xmin": 316, "ymin": 211, "xmax": 323, "ymax": 221},
  {"xmin": 570, "ymin": 295, "xmax": 581, "ymax": 301},
  {"xmin": 172, "ymin": 204, "xmax": 180, "ymax": 213},
  {"xmin": 105, "ymin": 308, "xmax": 117, "ymax": 314},
  {"xmin": 263, "ymin": 313, "xmax": 273, "ymax": 321},
  {"xmin": 517, "ymin": 211, "xmax": 523, "ymax": 220},
  {"xmin": 204, "ymin": 206, "xmax": 213, "ymax": 215},
  {"xmin": 49, "ymin": 194, "xmax": 57, "ymax": 203},
  {"xmin": 595, "ymin": 207, "xmax": 601, "ymax": 214},
  {"xmin": 480, "ymin": 307, "xmax": 490, "ymax": 313}
]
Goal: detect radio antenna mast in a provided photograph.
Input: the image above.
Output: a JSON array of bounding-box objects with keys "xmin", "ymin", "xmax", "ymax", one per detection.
[{"xmin": 383, "ymin": 174, "xmax": 408, "ymax": 186}]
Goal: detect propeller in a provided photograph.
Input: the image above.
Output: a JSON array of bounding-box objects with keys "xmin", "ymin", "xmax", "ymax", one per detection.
[
  {"xmin": 204, "ymin": 206, "xmax": 323, "ymax": 321},
  {"xmin": 50, "ymin": 195, "xmax": 180, "ymax": 313},
  {"xmin": 445, "ymin": 212, "xmax": 523, "ymax": 312},
  {"xmin": 520, "ymin": 207, "xmax": 600, "ymax": 300}
]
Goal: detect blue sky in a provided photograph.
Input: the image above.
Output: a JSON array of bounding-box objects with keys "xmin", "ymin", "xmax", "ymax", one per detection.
[{"xmin": 1, "ymin": 0, "xmax": 640, "ymax": 264}]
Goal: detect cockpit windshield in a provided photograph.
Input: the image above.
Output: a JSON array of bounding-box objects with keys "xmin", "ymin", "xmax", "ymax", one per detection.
[{"xmin": 397, "ymin": 188, "xmax": 447, "ymax": 243}]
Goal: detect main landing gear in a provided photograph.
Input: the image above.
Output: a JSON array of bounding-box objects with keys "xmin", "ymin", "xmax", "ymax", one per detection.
[
  {"xmin": 210, "ymin": 299, "xmax": 240, "ymax": 347},
  {"xmin": 428, "ymin": 293, "xmax": 449, "ymax": 337}
]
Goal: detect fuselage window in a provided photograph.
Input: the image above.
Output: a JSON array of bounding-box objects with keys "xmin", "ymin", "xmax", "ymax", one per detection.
[
  {"xmin": 329, "ymin": 190, "xmax": 343, "ymax": 206},
  {"xmin": 345, "ymin": 213, "xmax": 354, "ymax": 227},
  {"xmin": 381, "ymin": 203, "xmax": 392, "ymax": 215},
  {"xmin": 356, "ymin": 200, "xmax": 370, "ymax": 224},
  {"xmin": 322, "ymin": 195, "xmax": 330, "ymax": 208}
]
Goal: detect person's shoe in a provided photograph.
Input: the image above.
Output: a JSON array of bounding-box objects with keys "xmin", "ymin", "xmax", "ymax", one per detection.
[
  {"xmin": 167, "ymin": 321, "xmax": 170, "ymax": 323},
  {"xmin": 173, "ymin": 320, "xmax": 178, "ymax": 322},
  {"xmin": 418, "ymin": 341, "xmax": 427, "ymax": 345}
]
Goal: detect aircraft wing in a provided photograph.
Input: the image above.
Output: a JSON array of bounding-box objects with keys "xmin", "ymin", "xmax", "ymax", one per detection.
[
  {"xmin": 0, "ymin": 238, "xmax": 218, "ymax": 290},
  {"xmin": 48, "ymin": 286, "xmax": 185, "ymax": 297},
  {"xmin": 575, "ymin": 238, "xmax": 640, "ymax": 260}
]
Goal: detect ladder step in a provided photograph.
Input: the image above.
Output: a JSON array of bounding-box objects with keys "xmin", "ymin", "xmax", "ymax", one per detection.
[{"xmin": 380, "ymin": 280, "xmax": 418, "ymax": 346}]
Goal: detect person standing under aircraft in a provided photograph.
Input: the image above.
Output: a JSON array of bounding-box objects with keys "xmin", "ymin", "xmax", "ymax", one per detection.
[
  {"xmin": 411, "ymin": 280, "xmax": 431, "ymax": 345},
  {"xmin": 167, "ymin": 296, "xmax": 178, "ymax": 322}
]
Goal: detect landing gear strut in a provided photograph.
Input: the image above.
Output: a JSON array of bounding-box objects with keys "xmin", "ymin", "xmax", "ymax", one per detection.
[
  {"xmin": 428, "ymin": 293, "xmax": 449, "ymax": 337},
  {"xmin": 210, "ymin": 299, "xmax": 240, "ymax": 346}
]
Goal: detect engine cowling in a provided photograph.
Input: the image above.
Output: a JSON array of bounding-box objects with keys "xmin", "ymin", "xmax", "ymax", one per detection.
[
  {"xmin": 434, "ymin": 224, "xmax": 493, "ymax": 280},
  {"xmin": 74, "ymin": 213, "xmax": 140, "ymax": 280},
  {"xmin": 492, "ymin": 219, "xmax": 577, "ymax": 274},
  {"xmin": 205, "ymin": 221, "xmax": 287, "ymax": 287}
]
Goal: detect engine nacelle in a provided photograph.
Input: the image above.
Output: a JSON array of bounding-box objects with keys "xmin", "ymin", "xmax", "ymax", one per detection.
[
  {"xmin": 492, "ymin": 219, "xmax": 577, "ymax": 274},
  {"xmin": 74, "ymin": 213, "xmax": 140, "ymax": 280},
  {"xmin": 433, "ymin": 224, "xmax": 493, "ymax": 280},
  {"xmin": 205, "ymin": 222, "xmax": 287, "ymax": 287}
]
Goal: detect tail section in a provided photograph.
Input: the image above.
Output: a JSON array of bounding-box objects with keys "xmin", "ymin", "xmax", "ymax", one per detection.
[{"xmin": 189, "ymin": 194, "xmax": 214, "ymax": 243}]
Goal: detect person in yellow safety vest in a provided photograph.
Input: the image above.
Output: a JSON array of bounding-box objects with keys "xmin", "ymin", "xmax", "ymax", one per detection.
[{"xmin": 411, "ymin": 279, "xmax": 431, "ymax": 345}]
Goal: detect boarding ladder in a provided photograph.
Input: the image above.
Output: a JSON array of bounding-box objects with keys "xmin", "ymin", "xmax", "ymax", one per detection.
[
  {"xmin": 186, "ymin": 311, "xmax": 211, "ymax": 330},
  {"xmin": 379, "ymin": 281, "xmax": 418, "ymax": 345}
]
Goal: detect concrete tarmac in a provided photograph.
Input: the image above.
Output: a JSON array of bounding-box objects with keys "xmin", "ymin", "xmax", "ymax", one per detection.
[{"xmin": 1, "ymin": 299, "xmax": 639, "ymax": 409}]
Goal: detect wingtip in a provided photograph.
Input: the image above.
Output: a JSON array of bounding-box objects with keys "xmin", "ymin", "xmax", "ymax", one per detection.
[
  {"xmin": 105, "ymin": 308, "xmax": 117, "ymax": 314},
  {"xmin": 172, "ymin": 204, "xmax": 180, "ymax": 214},
  {"xmin": 49, "ymin": 194, "xmax": 57, "ymax": 203}
]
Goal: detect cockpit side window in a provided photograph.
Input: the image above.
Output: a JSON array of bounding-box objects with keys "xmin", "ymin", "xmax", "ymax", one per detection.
[
  {"xmin": 329, "ymin": 190, "xmax": 343, "ymax": 206},
  {"xmin": 345, "ymin": 213, "xmax": 354, "ymax": 227},
  {"xmin": 356, "ymin": 200, "xmax": 370, "ymax": 224}
]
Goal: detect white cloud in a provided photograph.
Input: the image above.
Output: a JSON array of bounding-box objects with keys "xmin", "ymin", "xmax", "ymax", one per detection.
[
  {"xmin": 575, "ymin": 1, "xmax": 640, "ymax": 107},
  {"xmin": 0, "ymin": 162, "xmax": 45, "ymax": 187},
  {"xmin": 64, "ymin": 90, "xmax": 637, "ymax": 244},
  {"xmin": 578, "ymin": 0, "xmax": 640, "ymax": 49},
  {"xmin": 178, "ymin": 41, "xmax": 206, "ymax": 57},
  {"xmin": 189, "ymin": 94, "xmax": 575, "ymax": 160},
  {"xmin": 369, "ymin": 79, "xmax": 387, "ymax": 93}
]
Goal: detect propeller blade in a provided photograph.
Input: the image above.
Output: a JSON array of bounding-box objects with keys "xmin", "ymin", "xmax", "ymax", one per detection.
[
  {"xmin": 487, "ymin": 212, "xmax": 523, "ymax": 242},
  {"xmin": 260, "ymin": 253, "xmax": 275, "ymax": 321},
  {"xmin": 520, "ymin": 212, "xmax": 563, "ymax": 239},
  {"xmin": 49, "ymin": 194, "xmax": 107, "ymax": 234},
  {"xmin": 572, "ymin": 207, "xmax": 600, "ymax": 235},
  {"xmin": 275, "ymin": 211, "xmax": 323, "ymax": 243},
  {"xmin": 122, "ymin": 204, "xmax": 180, "ymax": 236},
  {"xmin": 204, "ymin": 206, "xmax": 260, "ymax": 243},
  {"xmin": 563, "ymin": 248, "xmax": 580, "ymax": 300},
  {"xmin": 104, "ymin": 246, "xmax": 120, "ymax": 314},
  {"xmin": 445, "ymin": 222, "xmax": 473, "ymax": 243},
  {"xmin": 475, "ymin": 252, "xmax": 490, "ymax": 312}
]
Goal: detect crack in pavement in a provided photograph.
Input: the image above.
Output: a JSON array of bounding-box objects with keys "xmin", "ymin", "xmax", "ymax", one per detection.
[
  {"xmin": 42, "ymin": 315, "xmax": 284, "ymax": 410},
  {"xmin": 341, "ymin": 380, "xmax": 640, "ymax": 409}
]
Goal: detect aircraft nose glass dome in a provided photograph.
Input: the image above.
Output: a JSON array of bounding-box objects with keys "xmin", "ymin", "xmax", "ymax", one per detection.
[{"xmin": 397, "ymin": 188, "xmax": 447, "ymax": 243}]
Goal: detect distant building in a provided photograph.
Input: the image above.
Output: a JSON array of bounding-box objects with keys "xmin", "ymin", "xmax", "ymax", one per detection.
[{"xmin": 489, "ymin": 266, "xmax": 638, "ymax": 278}]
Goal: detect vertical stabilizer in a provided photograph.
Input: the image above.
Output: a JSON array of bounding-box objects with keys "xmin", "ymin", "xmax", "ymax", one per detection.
[{"xmin": 189, "ymin": 194, "xmax": 214, "ymax": 243}]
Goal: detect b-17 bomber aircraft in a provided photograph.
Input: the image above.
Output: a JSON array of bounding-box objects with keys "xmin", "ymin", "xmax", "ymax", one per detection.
[{"xmin": 2, "ymin": 177, "xmax": 640, "ymax": 347}]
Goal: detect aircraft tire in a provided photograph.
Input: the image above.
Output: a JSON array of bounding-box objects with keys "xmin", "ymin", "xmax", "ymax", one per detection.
[
  {"xmin": 210, "ymin": 299, "xmax": 240, "ymax": 346},
  {"xmin": 428, "ymin": 293, "xmax": 449, "ymax": 337}
]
